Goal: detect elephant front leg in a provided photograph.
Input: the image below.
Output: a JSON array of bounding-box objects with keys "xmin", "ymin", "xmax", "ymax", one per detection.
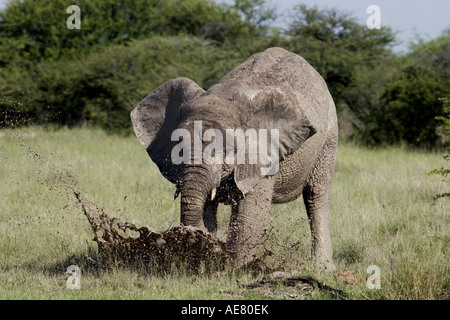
[{"xmin": 227, "ymin": 177, "xmax": 274, "ymax": 269}]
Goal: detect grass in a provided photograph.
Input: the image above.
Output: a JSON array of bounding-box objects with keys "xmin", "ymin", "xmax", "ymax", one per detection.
[{"xmin": 0, "ymin": 126, "xmax": 448, "ymax": 300}]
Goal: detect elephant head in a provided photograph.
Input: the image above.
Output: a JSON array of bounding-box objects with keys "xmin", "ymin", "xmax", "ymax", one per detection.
[{"xmin": 130, "ymin": 76, "xmax": 316, "ymax": 231}]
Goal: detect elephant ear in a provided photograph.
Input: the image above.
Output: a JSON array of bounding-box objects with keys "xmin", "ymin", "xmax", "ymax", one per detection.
[
  {"xmin": 234, "ymin": 89, "xmax": 317, "ymax": 195},
  {"xmin": 130, "ymin": 77, "xmax": 205, "ymax": 184}
]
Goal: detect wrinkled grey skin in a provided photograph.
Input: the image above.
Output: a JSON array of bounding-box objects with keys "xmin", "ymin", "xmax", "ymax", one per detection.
[{"xmin": 131, "ymin": 47, "xmax": 338, "ymax": 270}]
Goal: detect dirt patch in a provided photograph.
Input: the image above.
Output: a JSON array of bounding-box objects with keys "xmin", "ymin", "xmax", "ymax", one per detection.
[
  {"xmin": 74, "ymin": 191, "xmax": 230, "ymax": 274},
  {"xmin": 244, "ymin": 271, "xmax": 346, "ymax": 299},
  {"xmin": 232, "ymin": 271, "xmax": 346, "ymax": 299}
]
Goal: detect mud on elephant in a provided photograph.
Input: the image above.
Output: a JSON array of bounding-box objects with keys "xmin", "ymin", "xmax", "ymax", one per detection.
[{"xmin": 131, "ymin": 47, "xmax": 338, "ymax": 271}]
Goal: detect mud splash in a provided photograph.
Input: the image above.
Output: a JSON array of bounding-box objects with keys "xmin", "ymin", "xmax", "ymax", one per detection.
[
  {"xmin": 74, "ymin": 191, "xmax": 231, "ymax": 274},
  {"xmin": 4, "ymin": 133, "xmax": 230, "ymax": 274}
]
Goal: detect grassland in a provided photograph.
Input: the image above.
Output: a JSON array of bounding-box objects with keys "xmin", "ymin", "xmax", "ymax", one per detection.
[{"xmin": 0, "ymin": 127, "xmax": 448, "ymax": 300}]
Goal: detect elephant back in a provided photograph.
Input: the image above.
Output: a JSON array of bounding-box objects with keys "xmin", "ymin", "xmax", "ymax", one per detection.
[{"xmin": 220, "ymin": 47, "xmax": 335, "ymax": 134}]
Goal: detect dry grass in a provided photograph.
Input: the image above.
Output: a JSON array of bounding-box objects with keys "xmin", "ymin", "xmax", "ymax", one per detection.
[{"xmin": 0, "ymin": 126, "xmax": 448, "ymax": 299}]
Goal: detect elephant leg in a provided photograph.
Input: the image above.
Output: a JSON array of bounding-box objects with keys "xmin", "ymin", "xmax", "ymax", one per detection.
[
  {"xmin": 202, "ymin": 199, "xmax": 218, "ymax": 234},
  {"xmin": 227, "ymin": 176, "xmax": 274, "ymax": 268},
  {"xmin": 303, "ymin": 137, "xmax": 337, "ymax": 271}
]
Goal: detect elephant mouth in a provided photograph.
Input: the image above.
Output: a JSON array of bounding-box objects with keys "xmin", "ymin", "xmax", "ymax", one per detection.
[{"xmin": 212, "ymin": 173, "xmax": 243, "ymax": 205}]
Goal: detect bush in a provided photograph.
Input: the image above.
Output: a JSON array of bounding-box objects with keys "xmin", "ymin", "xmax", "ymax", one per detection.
[
  {"xmin": 356, "ymin": 30, "xmax": 450, "ymax": 147},
  {"xmin": 0, "ymin": 0, "xmax": 226, "ymax": 62},
  {"xmin": 1, "ymin": 0, "xmax": 449, "ymax": 148},
  {"xmin": 0, "ymin": 0, "xmax": 282, "ymax": 132},
  {"xmin": 0, "ymin": 36, "xmax": 242, "ymax": 132},
  {"xmin": 429, "ymin": 98, "xmax": 450, "ymax": 199}
]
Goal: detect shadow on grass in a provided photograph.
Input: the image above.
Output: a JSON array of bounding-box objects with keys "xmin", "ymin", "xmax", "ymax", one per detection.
[
  {"xmin": 44, "ymin": 246, "xmax": 104, "ymax": 277},
  {"xmin": 39, "ymin": 246, "xmax": 225, "ymax": 279},
  {"xmin": 11, "ymin": 246, "xmax": 106, "ymax": 278}
]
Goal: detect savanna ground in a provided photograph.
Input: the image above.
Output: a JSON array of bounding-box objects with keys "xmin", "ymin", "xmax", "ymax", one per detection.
[{"xmin": 0, "ymin": 127, "xmax": 448, "ymax": 300}]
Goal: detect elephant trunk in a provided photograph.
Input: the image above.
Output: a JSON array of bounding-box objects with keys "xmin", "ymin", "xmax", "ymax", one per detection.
[{"xmin": 180, "ymin": 165, "xmax": 220, "ymax": 229}]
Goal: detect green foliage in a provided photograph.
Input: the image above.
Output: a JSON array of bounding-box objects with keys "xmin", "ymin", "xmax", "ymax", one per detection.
[
  {"xmin": 0, "ymin": 0, "xmax": 282, "ymax": 131},
  {"xmin": 213, "ymin": 0, "xmax": 283, "ymax": 58},
  {"xmin": 435, "ymin": 98, "xmax": 450, "ymax": 136},
  {"xmin": 429, "ymin": 98, "xmax": 450, "ymax": 199},
  {"xmin": 286, "ymin": 5, "xmax": 450, "ymax": 148},
  {"xmin": 1, "ymin": 36, "xmax": 241, "ymax": 131},
  {"xmin": 375, "ymin": 32, "xmax": 450, "ymax": 147},
  {"xmin": 286, "ymin": 4, "xmax": 396, "ymax": 112},
  {"xmin": 380, "ymin": 66, "xmax": 443, "ymax": 146},
  {"xmin": 0, "ymin": 0, "xmax": 225, "ymax": 62},
  {"xmin": 0, "ymin": 0, "xmax": 449, "ymax": 148}
]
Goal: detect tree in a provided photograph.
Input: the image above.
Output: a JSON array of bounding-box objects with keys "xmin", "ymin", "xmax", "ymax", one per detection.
[
  {"xmin": 2, "ymin": 0, "xmax": 448, "ymax": 147},
  {"xmin": 0, "ymin": 0, "xmax": 226, "ymax": 63},
  {"xmin": 0, "ymin": 36, "xmax": 242, "ymax": 131},
  {"xmin": 211, "ymin": 0, "xmax": 282, "ymax": 58},
  {"xmin": 429, "ymin": 98, "xmax": 450, "ymax": 199},
  {"xmin": 286, "ymin": 5, "xmax": 450, "ymax": 148},
  {"xmin": 286, "ymin": 4, "xmax": 396, "ymax": 114},
  {"xmin": 0, "ymin": 0, "xmax": 246, "ymax": 130},
  {"xmin": 377, "ymin": 29, "xmax": 450, "ymax": 147}
]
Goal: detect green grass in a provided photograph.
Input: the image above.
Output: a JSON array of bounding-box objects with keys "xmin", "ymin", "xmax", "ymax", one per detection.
[{"xmin": 0, "ymin": 127, "xmax": 448, "ymax": 300}]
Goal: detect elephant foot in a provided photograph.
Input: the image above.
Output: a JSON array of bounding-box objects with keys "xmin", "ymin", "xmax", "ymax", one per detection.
[
  {"xmin": 315, "ymin": 259, "xmax": 336, "ymax": 272},
  {"xmin": 227, "ymin": 244, "xmax": 260, "ymax": 270},
  {"xmin": 312, "ymin": 250, "xmax": 336, "ymax": 272}
]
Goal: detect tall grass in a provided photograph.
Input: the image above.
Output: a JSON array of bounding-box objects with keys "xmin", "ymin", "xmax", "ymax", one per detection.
[{"xmin": 0, "ymin": 127, "xmax": 448, "ymax": 299}]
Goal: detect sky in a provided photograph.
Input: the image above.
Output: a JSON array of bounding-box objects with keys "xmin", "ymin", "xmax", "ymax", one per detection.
[
  {"xmin": 266, "ymin": 0, "xmax": 450, "ymax": 53},
  {"xmin": 0, "ymin": 0, "xmax": 449, "ymax": 53}
]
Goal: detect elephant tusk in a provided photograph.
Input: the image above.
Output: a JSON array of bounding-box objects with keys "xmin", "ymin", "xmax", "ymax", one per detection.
[
  {"xmin": 173, "ymin": 188, "xmax": 180, "ymax": 201},
  {"xmin": 211, "ymin": 188, "xmax": 217, "ymax": 201}
]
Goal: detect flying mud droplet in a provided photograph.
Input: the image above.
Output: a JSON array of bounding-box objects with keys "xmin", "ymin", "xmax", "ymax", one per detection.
[{"xmin": 156, "ymin": 238, "xmax": 166, "ymax": 246}]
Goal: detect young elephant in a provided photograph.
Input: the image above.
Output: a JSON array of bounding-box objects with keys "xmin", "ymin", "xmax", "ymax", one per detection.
[{"xmin": 131, "ymin": 47, "xmax": 338, "ymax": 271}]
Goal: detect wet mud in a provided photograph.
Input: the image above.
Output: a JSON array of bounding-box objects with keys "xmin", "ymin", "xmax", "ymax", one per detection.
[{"xmin": 74, "ymin": 191, "xmax": 230, "ymax": 274}]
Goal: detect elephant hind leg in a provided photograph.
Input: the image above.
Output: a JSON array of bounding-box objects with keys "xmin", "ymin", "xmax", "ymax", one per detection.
[
  {"xmin": 227, "ymin": 176, "xmax": 274, "ymax": 269},
  {"xmin": 303, "ymin": 136, "xmax": 337, "ymax": 271}
]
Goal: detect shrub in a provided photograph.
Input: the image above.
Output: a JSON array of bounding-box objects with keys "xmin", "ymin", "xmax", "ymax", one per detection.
[
  {"xmin": 0, "ymin": 36, "xmax": 242, "ymax": 132},
  {"xmin": 429, "ymin": 98, "xmax": 450, "ymax": 199}
]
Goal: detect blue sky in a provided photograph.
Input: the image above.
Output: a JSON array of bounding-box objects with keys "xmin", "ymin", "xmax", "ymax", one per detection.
[
  {"xmin": 1, "ymin": 0, "xmax": 449, "ymax": 53},
  {"xmin": 267, "ymin": 0, "xmax": 450, "ymax": 53}
]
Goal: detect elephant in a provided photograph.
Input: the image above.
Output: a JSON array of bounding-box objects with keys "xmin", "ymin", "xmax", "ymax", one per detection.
[{"xmin": 130, "ymin": 47, "xmax": 338, "ymax": 271}]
